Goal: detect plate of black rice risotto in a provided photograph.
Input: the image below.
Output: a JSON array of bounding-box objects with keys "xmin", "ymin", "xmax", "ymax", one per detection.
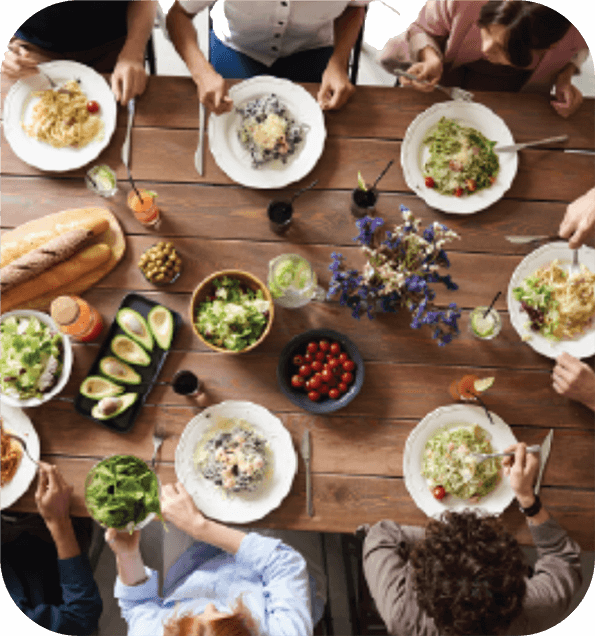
[
  {"xmin": 208, "ymin": 76, "xmax": 326, "ymax": 189},
  {"xmin": 175, "ymin": 400, "xmax": 297, "ymax": 523}
]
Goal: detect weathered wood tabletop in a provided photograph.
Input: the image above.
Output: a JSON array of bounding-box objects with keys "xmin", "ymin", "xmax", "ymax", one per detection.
[{"xmin": 2, "ymin": 76, "xmax": 594, "ymax": 549}]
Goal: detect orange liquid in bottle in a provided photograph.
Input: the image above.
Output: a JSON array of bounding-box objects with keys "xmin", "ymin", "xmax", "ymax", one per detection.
[
  {"xmin": 127, "ymin": 189, "xmax": 160, "ymax": 226},
  {"xmin": 50, "ymin": 296, "xmax": 103, "ymax": 342}
]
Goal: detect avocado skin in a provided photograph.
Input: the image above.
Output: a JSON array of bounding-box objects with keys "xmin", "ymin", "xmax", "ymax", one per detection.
[
  {"xmin": 80, "ymin": 375, "xmax": 124, "ymax": 399},
  {"xmin": 99, "ymin": 356, "xmax": 142, "ymax": 384},
  {"xmin": 91, "ymin": 393, "xmax": 138, "ymax": 420},
  {"xmin": 116, "ymin": 308, "xmax": 154, "ymax": 351},
  {"xmin": 148, "ymin": 305, "xmax": 174, "ymax": 350},
  {"xmin": 111, "ymin": 335, "xmax": 151, "ymax": 366}
]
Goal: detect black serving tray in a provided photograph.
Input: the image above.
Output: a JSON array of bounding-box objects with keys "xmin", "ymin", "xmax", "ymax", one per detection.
[{"xmin": 74, "ymin": 293, "xmax": 182, "ymax": 433}]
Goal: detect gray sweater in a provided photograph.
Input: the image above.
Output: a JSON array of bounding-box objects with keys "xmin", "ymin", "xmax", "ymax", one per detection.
[{"xmin": 362, "ymin": 517, "xmax": 582, "ymax": 636}]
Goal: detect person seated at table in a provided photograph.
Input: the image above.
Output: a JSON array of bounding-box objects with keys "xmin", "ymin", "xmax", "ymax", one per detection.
[
  {"xmin": 361, "ymin": 443, "xmax": 582, "ymax": 635},
  {"xmin": 1, "ymin": 0, "xmax": 157, "ymax": 104},
  {"xmin": 1, "ymin": 462, "xmax": 103, "ymax": 636},
  {"xmin": 106, "ymin": 480, "xmax": 324, "ymax": 636},
  {"xmin": 379, "ymin": 1, "xmax": 588, "ymax": 118},
  {"xmin": 166, "ymin": 0, "xmax": 368, "ymax": 114}
]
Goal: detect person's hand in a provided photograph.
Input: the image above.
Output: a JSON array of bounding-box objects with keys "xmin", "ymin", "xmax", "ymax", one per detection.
[
  {"xmin": 111, "ymin": 55, "xmax": 148, "ymax": 105},
  {"xmin": 553, "ymin": 352, "xmax": 595, "ymax": 411},
  {"xmin": 559, "ymin": 187, "xmax": 595, "ymax": 249},
  {"xmin": 551, "ymin": 77, "xmax": 583, "ymax": 119},
  {"xmin": 2, "ymin": 40, "xmax": 48, "ymax": 80},
  {"xmin": 161, "ymin": 481, "xmax": 206, "ymax": 536},
  {"xmin": 502, "ymin": 443, "xmax": 540, "ymax": 508},
  {"xmin": 399, "ymin": 46, "xmax": 443, "ymax": 93},
  {"xmin": 197, "ymin": 69, "xmax": 233, "ymax": 115},
  {"xmin": 317, "ymin": 58, "xmax": 355, "ymax": 111},
  {"xmin": 105, "ymin": 527, "xmax": 141, "ymax": 556},
  {"xmin": 35, "ymin": 462, "xmax": 73, "ymax": 527}
]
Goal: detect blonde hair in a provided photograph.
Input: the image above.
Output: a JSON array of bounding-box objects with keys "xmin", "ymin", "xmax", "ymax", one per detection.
[{"xmin": 162, "ymin": 598, "xmax": 260, "ymax": 636}]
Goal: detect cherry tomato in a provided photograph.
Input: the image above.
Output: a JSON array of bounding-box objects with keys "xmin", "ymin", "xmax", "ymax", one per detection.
[
  {"xmin": 309, "ymin": 375, "xmax": 322, "ymax": 390},
  {"xmin": 330, "ymin": 342, "xmax": 341, "ymax": 356},
  {"xmin": 291, "ymin": 375, "xmax": 305, "ymax": 389},
  {"xmin": 319, "ymin": 339, "xmax": 330, "ymax": 352},
  {"xmin": 298, "ymin": 364, "xmax": 312, "ymax": 378},
  {"xmin": 454, "ymin": 187, "xmax": 464, "ymax": 197},
  {"xmin": 342, "ymin": 359, "xmax": 355, "ymax": 372},
  {"xmin": 425, "ymin": 176, "xmax": 435, "ymax": 188},
  {"xmin": 328, "ymin": 388, "xmax": 340, "ymax": 399},
  {"xmin": 329, "ymin": 358, "xmax": 341, "ymax": 370},
  {"xmin": 292, "ymin": 354, "xmax": 304, "ymax": 366},
  {"xmin": 326, "ymin": 374, "xmax": 338, "ymax": 387},
  {"xmin": 314, "ymin": 351, "xmax": 326, "ymax": 362},
  {"xmin": 307, "ymin": 341, "xmax": 318, "ymax": 354},
  {"xmin": 338, "ymin": 352, "xmax": 348, "ymax": 363},
  {"xmin": 489, "ymin": 175, "xmax": 497, "ymax": 184},
  {"xmin": 303, "ymin": 352, "xmax": 313, "ymax": 363},
  {"xmin": 321, "ymin": 369, "xmax": 333, "ymax": 383},
  {"xmin": 465, "ymin": 178, "xmax": 477, "ymax": 192},
  {"xmin": 341, "ymin": 372, "xmax": 354, "ymax": 384},
  {"xmin": 433, "ymin": 486, "xmax": 446, "ymax": 500},
  {"xmin": 308, "ymin": 390, "xmax": 321, "ymax": 402},
  {"xmin": 318, "ymin": 383, "xmax": 329, "ymax": 395},
  {"xmin": 86, "ymin": 100, "xmax": 100, "ymax": 113},
  {"xmin": 326, "ymin": 353, "xmax": 335, "ymax": 362},
  {"xmin": 311, "ymin": 360, "xmax": 323, "ymax": 373},
  {"xmin": 336, "ymin": 381, "xmax": 347, "ymax": 394}
]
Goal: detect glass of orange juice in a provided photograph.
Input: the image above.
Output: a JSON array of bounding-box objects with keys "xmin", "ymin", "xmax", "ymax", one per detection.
[{"xmin": 127, "ymin": 189, "xmax": 160, "ymax": 226}]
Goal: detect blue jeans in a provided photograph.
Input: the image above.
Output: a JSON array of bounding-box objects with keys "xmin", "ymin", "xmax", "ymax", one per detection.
[{"xmin": 210, "ymin": 30, "xmax": 333, "ymax": 82}]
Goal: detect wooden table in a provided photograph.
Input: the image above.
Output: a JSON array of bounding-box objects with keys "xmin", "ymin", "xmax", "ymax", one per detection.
[{"xmin": 2, "ymin": 76, "xmax": 594, "ymax": 550}]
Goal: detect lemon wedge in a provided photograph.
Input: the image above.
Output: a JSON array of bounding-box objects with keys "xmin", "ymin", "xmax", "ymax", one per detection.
[{"xmin": 474, "ymin": 377, "xmax": 495, "ymax": 393}]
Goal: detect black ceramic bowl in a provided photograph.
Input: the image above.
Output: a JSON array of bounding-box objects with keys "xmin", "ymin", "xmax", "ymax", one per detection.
[{"xmin": 277, "ymin": 328, "xmax": 364, "ymax": 414}]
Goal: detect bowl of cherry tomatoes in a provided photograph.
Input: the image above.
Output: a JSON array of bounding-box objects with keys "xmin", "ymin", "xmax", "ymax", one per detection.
[{"xmin": 277, "ymin": 329, "xmax": 364, "ymax": 413}]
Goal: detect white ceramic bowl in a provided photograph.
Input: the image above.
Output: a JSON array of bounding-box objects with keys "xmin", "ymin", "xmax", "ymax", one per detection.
[{"xmin": 0, "ymin": 310, "xmax": 73, "ymax": 408}]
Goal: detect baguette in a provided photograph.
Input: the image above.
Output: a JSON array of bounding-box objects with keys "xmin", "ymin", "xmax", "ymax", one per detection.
[
  {"xmin": 0, "ymin": 224, "xmax": 108, "ymax": 292},
  {"xmin": 1, "ymin": 210, "xmax": 109, "ymax": 268},
  {"xmin": 1, "ymin": 243, "xmax": 112, "ymax": 313}
]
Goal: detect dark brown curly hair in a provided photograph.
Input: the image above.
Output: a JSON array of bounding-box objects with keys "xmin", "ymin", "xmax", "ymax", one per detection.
[{"xmin": 410, "ymin": 510, "xmax": 529, "ymax": 635}]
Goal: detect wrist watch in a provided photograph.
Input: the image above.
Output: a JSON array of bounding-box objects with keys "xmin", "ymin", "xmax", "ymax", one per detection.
[{"xmin": 518, "ymin": 494, "xmax": 542, "ymax": 517}]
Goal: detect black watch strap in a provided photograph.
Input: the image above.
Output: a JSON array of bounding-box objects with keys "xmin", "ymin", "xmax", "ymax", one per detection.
[{"xmin": 518, "ymin": 494, "xmax": 542, "ymax": 517}]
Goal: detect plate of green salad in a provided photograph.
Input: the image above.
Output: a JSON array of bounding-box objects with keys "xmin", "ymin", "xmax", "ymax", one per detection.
[
  {"xmin": 401, "ymin": 101, "xmax": 518, "ymax": 214},
  {"xmin": 0, "ymin": 310, "xmax": 73, "ymax": 408},
  {"xmin": 404, "ymin": 405, "xmax": 517, "ymax": 518}
]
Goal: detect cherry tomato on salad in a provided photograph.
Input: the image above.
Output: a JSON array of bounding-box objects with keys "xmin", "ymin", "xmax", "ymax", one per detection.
[
  {"xmin": 291, "ymin": 375, "xmax": 304, "ymax": 389},
  {"xmin": 425, "ymin": 176, "xmax": 435, "ymax": 188},
  {"xmin": 308, "ymin": 390, "xmax": 321, "ymax": 402},
  {"xmin": 432, "ymin": 486, "xmax": 446, "ymax": 500},
  {"xmin": 454, "ymin": 187, "xmax": 464, "ymax": 197},
  {"xmin": 319, "ymin": 339, "xmax": 330, "ymax": 352},
  {"xmin": 342, "ymin": 359, "xmax": 355, "ymax": 372},
  {"xmin": 86, "ymin": 100, "xmax": 100, "ymax": 113},
  {"xmin": 307, "ymin": 341, "xmax": 318, "ymax": 354},
  {"xmin": 465, "ymin": 178, "xmax": 477, "ymax": 192}
]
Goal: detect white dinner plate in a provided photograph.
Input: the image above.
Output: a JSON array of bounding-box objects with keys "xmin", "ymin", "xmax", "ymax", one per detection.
[
  {"xmin": 403, "ymin": 404, "xmax": 517, "ymax": 518},
  {"xmin": 1, "ymin": 404, "xmax": 40, "ymax": 510},
  {"xmin": 2, "ymin": 60, "xmax": 117, "ymax": 172},
  {"xmin": 175, "ymin": 400, "xmax": 297, "ymax": 524},
  {"xmin": 507, "ymin": 242, "xmax": 595, "ymax": 359},
  {"xmin": 401, "ymin": 101, "xmax": 518, "ymax": 214},
  {"xmin": 208, "ymin": 76, "xmax": 326, "ymax": 189}
]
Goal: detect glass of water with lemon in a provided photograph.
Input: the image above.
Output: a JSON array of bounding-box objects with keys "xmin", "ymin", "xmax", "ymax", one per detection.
[
  {"xmin": 267, "ymin": 254, "xmax": 325, "ymax": 309},
  {"xmin": 469, "ymin": 306, "xmax": 502, "ymax": 340}
]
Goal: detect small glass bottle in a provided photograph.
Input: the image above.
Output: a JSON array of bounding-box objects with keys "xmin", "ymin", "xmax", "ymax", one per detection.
[{"xmin": 50, "ymin": 296, "xmax": 104, "ymax": 342}]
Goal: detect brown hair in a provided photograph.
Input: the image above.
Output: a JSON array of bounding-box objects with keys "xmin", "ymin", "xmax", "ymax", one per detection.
[
  {"xmin": 162, "ymin": 598, "xmax": 260, "ymax": 636},
  {"xmin": 410, "ymin": 510, "xmax": 529, "ymax": 635}
]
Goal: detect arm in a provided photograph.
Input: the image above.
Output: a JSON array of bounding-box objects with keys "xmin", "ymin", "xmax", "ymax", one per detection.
[
  {"xmin": 111, "ymin": 0, "xmax": 158, "ymax": 104},
  {"xmin": 166, "ymin": 0, "xmax": 233, "ymax": 114},
  {"xmin": 317, "ymin": 5, "xmax": 366, "ymax": 110},
  {"xmin": 551, "ymin": 61, "xmax": 583, "ymax": 119},
  {"xmin": 559, "ymin": 187, "xmax": 595, "ymax": 250}
]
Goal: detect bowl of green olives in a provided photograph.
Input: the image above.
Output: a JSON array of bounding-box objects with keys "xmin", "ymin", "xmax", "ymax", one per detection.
[{"xmin": 138, "ymin": 242, "xmax": 183, "ymax": 285}]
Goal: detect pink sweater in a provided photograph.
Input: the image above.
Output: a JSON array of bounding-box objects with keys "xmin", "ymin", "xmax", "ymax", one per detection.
[{"xmin": 379, "ymin": 0, "xmax": 588, "ymax": 93}]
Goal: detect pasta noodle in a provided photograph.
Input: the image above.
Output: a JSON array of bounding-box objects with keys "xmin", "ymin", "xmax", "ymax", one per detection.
[
  {"xmin": 22, "ymin": 80, "xmax": 103, "ymax": 148},
  {"xmin": 1, "ymin": 419, "xmax": 22, "ymax": 487}
]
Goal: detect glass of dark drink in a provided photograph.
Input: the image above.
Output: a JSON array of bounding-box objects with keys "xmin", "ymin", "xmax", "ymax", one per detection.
[
  {"xmin": 172, "ymin": 370, "xmax": 203, "ymax": 396},
  {"xmin": 267, "ymin": 200, "xmax": 293, "ymax": 234},
  {"xmin": 351, "ymin": 186, "xmax": 378, "ymax": 218}
]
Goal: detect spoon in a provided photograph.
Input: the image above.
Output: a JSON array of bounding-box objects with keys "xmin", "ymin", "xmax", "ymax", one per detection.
[{"xmin": 289, "ymin": 179, "xmax": 319, "ymax": 204}]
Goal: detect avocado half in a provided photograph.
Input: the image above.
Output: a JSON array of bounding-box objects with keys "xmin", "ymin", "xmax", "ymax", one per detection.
[
  {"xmin": 80, "ymin": 376, "xmax": 124, "ymax": 399},
  {"xmin": 91, "ymin": 393, "xmax": 138, "ymax": 420},
  {"xmin": 116, "ymin": 308, "xmax": 153, "ymax": 351},
  {"xmin": 148, "ymin": 305, "xmax": 174, "ymax": 350},
  {"xmin": 111, "ymin": 335, "xmax": 151, "ymax": 366},
  {"xmin": 99, "ymin": 356, "xmax": 142, "ymax": 385}
]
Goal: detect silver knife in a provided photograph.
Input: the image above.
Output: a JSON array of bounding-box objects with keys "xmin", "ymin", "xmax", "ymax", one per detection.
[
  {"xmin": 505, "ymin": 235, "xmax": 560, "ymax": 244},
  {"xmin": 534, "ymin": 428, "xmax": 554, "ymax": 495},
  {"xmin": 496, "ymin": 134, "xmax": 568, "ymax": 153},
  {"xmin": 121, "ymin": 98, "xmax": 135, "ymax": 169},
  {"xmin": 301, "ymin": 430, "xmax": 313, "ymax": 517},
  {"xmin": 195, "ymin": 102, "xmax": 205, "ymax": 176}
]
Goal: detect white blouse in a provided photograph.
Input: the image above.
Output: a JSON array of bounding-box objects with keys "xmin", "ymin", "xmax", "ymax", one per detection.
[{"xmin": 178, "ymin": 0, "xmax": 369, "ymax": 66}]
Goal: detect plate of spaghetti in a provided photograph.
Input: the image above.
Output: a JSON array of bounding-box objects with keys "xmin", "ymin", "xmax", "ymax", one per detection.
[
  {"xmin": 507, "ymin": 242, "xmax": 595, "ymax": 359},
  {"xmin": 2, "ymin": 60, "xmax": 117, "ymax": 172},
  {"xmin": 1, "ymin": 404, "xmax": 40, "ymax": 509}
]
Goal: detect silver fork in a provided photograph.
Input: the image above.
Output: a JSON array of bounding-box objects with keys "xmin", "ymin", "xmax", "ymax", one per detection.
[
  {"xmin": 4, "ymin": 431, "xmax": 39, "ymax": 465},
  {"xmin": 569, "ymin": 249, "xmax": 581, "ymax": 276},
  {"xmin": 150, "ymin": 424, "xmax": 167, "ymax": 469},
  {"xmin": 394, "ymin": 69, "xmax": 474, "ymax": 101},
  {"xmin": 472, "ymin": 444, "xmax": 540, "ymax": 463}
]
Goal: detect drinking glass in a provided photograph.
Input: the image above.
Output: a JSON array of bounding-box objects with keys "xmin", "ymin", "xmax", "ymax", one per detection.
[
  {"xmin": 267, "ymin": 254, "xmax": 325, "ymax": 309},
  {"xmin": 469, "ymin": 306, "xmax": 502, "ymax": 340}
]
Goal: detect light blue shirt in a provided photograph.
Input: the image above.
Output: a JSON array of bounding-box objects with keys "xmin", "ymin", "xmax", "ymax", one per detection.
[{"xmin": 114, "ymin": 532, "xmax": 316, "ymax": 636}]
